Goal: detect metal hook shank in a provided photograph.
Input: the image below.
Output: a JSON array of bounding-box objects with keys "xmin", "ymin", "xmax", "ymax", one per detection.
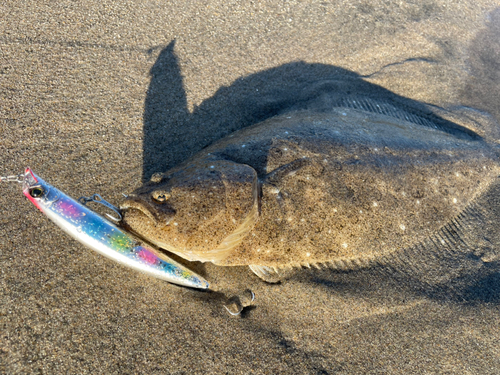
[{"xmin": 78, "ymin": 194, "xmax": 123, "ymax": 222}]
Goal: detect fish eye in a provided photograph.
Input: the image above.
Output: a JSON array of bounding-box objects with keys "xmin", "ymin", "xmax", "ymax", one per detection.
[
  {"xmin": 152, "ymin": 191, "xmax": 171, "ymax": 203},
  {"xmin": 29, "ymin": 187, "xmax": 44, "ymax": 198}
]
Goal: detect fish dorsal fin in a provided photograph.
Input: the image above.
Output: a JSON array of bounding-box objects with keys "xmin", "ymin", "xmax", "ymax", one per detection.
[{"xmin": 331, "ymin": 96, "xmax": 481, "ymax": 141}]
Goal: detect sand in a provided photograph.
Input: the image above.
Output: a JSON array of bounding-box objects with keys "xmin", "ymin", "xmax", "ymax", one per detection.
[{"xmin": 1, "ymin": 1, "xmax": 500, "ymax": 373}]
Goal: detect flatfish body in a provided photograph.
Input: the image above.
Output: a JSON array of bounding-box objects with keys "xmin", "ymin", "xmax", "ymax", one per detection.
[{"xmin": 120, "ymin": 98, "xmax": 500, "ymax": 282}]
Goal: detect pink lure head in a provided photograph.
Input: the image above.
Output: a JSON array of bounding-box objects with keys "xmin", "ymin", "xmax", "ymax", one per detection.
[{"xmin": 23, "ymin": 168, "xmax": 45, "ymax": 211}]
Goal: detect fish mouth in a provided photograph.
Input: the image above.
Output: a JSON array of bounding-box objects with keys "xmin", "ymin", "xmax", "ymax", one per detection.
[{"xmin": 120, "ymin": 197, "xmax": 164, "ymax": 226}]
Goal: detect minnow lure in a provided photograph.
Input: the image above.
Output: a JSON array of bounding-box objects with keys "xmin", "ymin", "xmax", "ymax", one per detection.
[{"xmin": 17, "ymin": 167, "xmax": 209, "ymax": 289}]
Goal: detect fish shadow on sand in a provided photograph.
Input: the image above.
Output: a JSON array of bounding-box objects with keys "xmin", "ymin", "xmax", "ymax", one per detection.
[
  {"xmin": 142, "ymin": 40, "xmax": 500, "ymax": 304},
  {"xmin": 143, "ymin": 40, "xmax": 478, "ymax": 180}
]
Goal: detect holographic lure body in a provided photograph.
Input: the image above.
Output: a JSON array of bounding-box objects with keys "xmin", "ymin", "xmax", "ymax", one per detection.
[{"xmin": 22, "ymin": 168, "xmax": 209, "ymax": 289}]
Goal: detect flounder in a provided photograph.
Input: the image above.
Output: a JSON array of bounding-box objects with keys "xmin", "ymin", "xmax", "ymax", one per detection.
[{"xmin": 120, "ymin": 96, "xmax": 500, "ymax": 283}]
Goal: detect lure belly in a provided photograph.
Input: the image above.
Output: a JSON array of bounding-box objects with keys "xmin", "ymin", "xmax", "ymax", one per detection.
[{"xmin": 22, "ymin": 168, "xmax": 209, "ymax": 289}]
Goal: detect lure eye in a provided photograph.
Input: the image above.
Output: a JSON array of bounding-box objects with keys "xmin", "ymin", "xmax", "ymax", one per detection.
[
  {"xmin": 152, "ymin": 191, "xmax": 171, "ymax": 203},
  {"xmin": 29, "ymin": 187, "xmax": 44, "ymax": 198}
]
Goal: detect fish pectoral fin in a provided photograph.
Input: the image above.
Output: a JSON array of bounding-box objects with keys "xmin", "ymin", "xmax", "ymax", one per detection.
[
  {"xmin": 249, "ymin": 265, "xmax": 282, "ymax": 283},
  {"xmin": 263, "ymin": 157, "xmax": 311, "ymax": 186}
]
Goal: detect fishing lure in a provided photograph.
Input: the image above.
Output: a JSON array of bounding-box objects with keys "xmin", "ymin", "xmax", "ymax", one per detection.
[{"xmin": 11, "ymin": 167, "xmax": 209, "ymax": 289}]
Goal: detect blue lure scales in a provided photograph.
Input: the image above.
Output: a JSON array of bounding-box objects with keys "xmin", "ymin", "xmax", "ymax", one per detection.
[{"xmin": 18, "ymin": 167, "xmax": 209, "ymax": 289}]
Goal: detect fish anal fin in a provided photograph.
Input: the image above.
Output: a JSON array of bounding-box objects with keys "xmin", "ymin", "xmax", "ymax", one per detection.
[
  {"xmin": 378, "ymin": 179, "xmax": 500, "ymax": 292},
  {"xmin": 249, "ymin": 265, "xmax": 282, "ymax": 283},
  {"xmin": 249, "ymin": 257, "xmax": 378, "ymax": 283}
]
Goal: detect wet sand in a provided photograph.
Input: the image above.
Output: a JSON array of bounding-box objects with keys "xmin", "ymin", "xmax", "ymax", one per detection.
[{"xmin": 2, "ymin": 1, "xmax": 500, "ymax": 373}]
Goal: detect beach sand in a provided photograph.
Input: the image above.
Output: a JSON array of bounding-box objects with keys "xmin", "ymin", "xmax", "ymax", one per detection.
[{"xmin": 1, "ymin": 1, "xmax": 500, "ymax": 373}]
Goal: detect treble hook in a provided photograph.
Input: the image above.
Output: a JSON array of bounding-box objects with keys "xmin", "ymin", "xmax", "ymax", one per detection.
[{"xmin": 78, "ymin": 194, "xmax": 123, "ymax": 222}]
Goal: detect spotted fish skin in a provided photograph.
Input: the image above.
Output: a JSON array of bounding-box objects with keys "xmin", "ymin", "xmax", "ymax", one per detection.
[{"xmin": 120, "ymin": 101, "xmax": 500, "ymax": 277}]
